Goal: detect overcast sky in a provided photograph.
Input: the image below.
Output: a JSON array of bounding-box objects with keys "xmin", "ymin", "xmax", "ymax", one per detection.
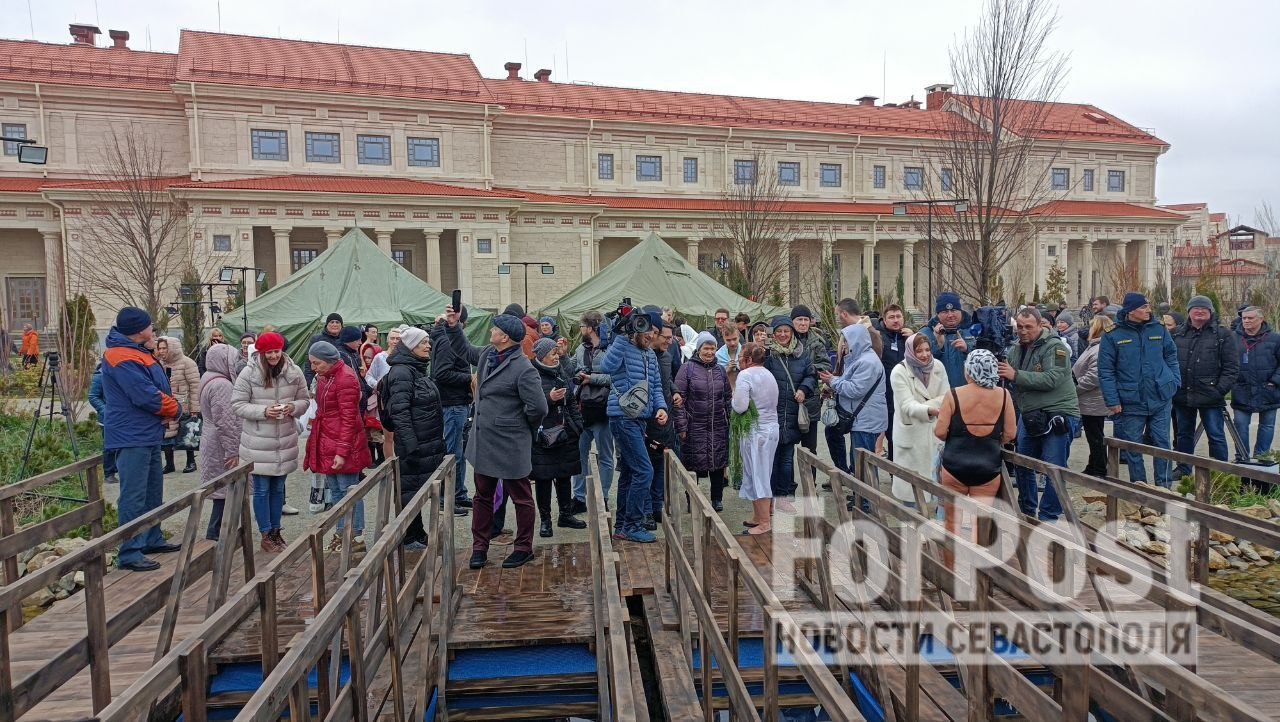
[{"xmin": 3, "ymin": 0, "xmax": 1276, "ymax": 227}]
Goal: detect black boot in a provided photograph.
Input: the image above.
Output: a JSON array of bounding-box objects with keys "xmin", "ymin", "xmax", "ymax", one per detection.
[
  {"xmin": 162, "ymin": 448, "xmax": 176, "ymax": 474},
  {"xmin": 182, "ymin": 450, "xmax": 197, "ymax": 474},
  {"xmin": 558, "ymin": 513, "xmax": 587, "ymax": 530},
  {"xmin": 539, "ymin": 510, "xmax": 554, "ymax": 538}
]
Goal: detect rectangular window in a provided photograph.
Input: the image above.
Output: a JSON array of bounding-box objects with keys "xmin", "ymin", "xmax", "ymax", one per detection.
[
  {"xmin": 1082, "ymin": 169, "xmax": 1094, "ymax": 191},
  {"xmin": 1107, "ymin": 170, "xmax": 1125, "ymax": 192},
  {"xmin": 251, "ymin": 129, "xmax": 288, "ymax": 161},
  {"xmin": 1047, "ymin": 245, "xmax": 1058, "ymax": 258},
  {"xmin": 683, "ymin": 157, "xmax": 698, "ymax": 183},
  {"xmin": 597, "ymin": 153, "xmax": 614, "ymax": 180},
  {"xmin": 407, "ymin": 137, "xmax": 440, "ymax": 167},
  {"xmin": 778, "ymin": 161, "xmax": 800, "ymax": 186},
  {"xmin": 941, "ymin": 168, "xmax": 954, "ymax": 192},
  {"xmin": 391, "ymin": 249, "xmax": 410, "ymax": 267},
  {"xmin": 1051, "ymin": 167, "xmax": 1069, "ymax": 190},
  {"xmin": 212, "ymin": 234, "xmax": 232, "ymax": 252},
  {"xmin": 636, "ymin": 155, "xmax": 662, "ymax": 181},
  {"xmin": 2, "ymin": 123, "xmax": 27, "ymax": 156},
  {"xmin": 873, "ymin": 164, "xmax": 886, "ymax": 189},
  {"xmin": 903, "ymin": 166, "xmax": 923, "ymax": 190},
  {"xmin": 357, "ymin": 134, "xmax": 391, "ymax": 165},
  {"xmin": 820, "ymin": 163, "xmax": 842, "ymax": 188},
  {"xmin": 476, "ymin": 238, "xmax": 493, "ymax": 254},
  {"xmin": 1156, "ymin": 245, "xmax": 1165, "ymax": 258},
  {"xmin": 305, "ymin": 132, "xmax": 340, "ymax": 163},
  {"xmin": 734, "ymin": 159, "xmax": 757, "ymax": 185},
  {"xmin": 291, "ymin": 248, "xmax": 318, "ymax": 271}
]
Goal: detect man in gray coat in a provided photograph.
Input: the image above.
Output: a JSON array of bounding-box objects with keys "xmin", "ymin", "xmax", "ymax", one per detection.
[{"xmin": 444, "ymin": 306, "xmax": 548, "ymax": 570}]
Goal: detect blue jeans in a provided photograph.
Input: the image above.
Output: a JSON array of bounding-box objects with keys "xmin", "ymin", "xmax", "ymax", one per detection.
[
  {"xmin": 115, "ymin": 446, "xmax": 166, "ymax": 566},
  {"xmin": 574, "ymin": 421, "xmax": 616, "ymax": 501},
  {"xmin": 1113, "ymin": 408, "xmax": 1173, "ymax": 488},
  {"xmin": 1014, "ymin": 417, "xmax": 1076, "ymax": 520},
  {"xmin": 1233, "ymin": 408, "xmax": 1277, "ymax": 458},
  {"xmin": 647, "ymin": 446, "xmax": 666, "ymax": 517},
  {"xmin": 1173, "ymin": 405, "xmax": 1228, "ymax": 476},
  {"xmin": 442, "ymin": 405, "xmax": 470, "ymax": 501},
  {"xmin": 824, "ymin": 429, "xmax": 879, "ymax": 475},
  {"xmin": 771, "ymin": 441, "xmax": 797, "ymax": 497},
  {"xmin": 326, "ymin": 473, "xmax": 364, "ymax": 533},
  {"xmin": 609, "ymin": 418, "xmax": 652, "ymax": 533},
  {"xmin": 102, "ymin": 448, "xmax": 118, "ymax": 477},
  {"xmin": 251, "ymin": 474, "xmax": 286, "ymax": 534}
]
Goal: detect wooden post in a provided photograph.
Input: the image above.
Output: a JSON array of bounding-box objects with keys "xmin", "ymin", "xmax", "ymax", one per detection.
[
  {"xmin": 762, "ymin": 606, "xmax": 778, "ymax": 722},
  {"xmin": 258, "ymin": 577, "xmax": 279, "ymax": 678},
  {"xmin": 155, "ymin": 491, "xmax": 205, "ymax": 661},
  {"xmin": 308, "ymin": 531, "xmax": 334, "ymax": 718},
  {"xmin": 84, "ymin": 549, "xmax": 112, "ymax": 713},
  {"xmin": 1106, "ymin": 443, "xmax": 1121, "ymax": 480},
  {"xmin": 0, "ymin": 499, "xmax": 20, "ymax": 634},
  {"xmin": 238, "ymin": 475, "xmax": 257, "ymax": 581},
  {"xmin": 346, "ymin": 606, "xmax": 370, "ymax": 722},
  {"xmin": 208, "ymin": 471, "xmax": 247, "ymax": 615},
  {"xmin": 966, "ymin": 572, "xmax": 992, "ymax": 722},
  {"xmin": 1192, "ymin": 466, "xmax": 1212, "ymax": 585},
  {"xmin": 179, "ymin": 639, "xmax": 209, "ymax": 722},
  {"xmin": 85, "ymin": 463, "xmax": 105, "ymax": 540},
  {"xmin": 381, "ymin": 556, "xmax": 407, "ymax": 722}
]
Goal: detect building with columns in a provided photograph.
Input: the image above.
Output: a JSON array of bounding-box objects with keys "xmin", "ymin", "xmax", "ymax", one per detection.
[{"xmin": 0, "ymin": 24, "xmax": 1186, "ymax": 333}]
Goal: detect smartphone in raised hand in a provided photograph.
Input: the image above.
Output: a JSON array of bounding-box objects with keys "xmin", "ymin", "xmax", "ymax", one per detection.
[{"xmin": 451, "ymin": 289, "xmax": 462, "ymax": 312}]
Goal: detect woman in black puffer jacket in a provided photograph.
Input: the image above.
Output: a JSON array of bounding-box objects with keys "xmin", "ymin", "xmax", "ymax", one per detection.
[
  {"xmin": 530, "ymin": 338, "xmax": 587, "ymax": 538},
  {"xmin": 380, "ymin": 327, "xmax": 445, "ymax": 548}
]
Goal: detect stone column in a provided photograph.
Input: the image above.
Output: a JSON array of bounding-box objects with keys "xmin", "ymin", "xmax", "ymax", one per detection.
[
  {"xmin": 424, "ymin": 230, "xmax": 442, "ymax": 288},
  {"xmin": 779, "ymin": 239, "xmax": 793, "ymax": 301},
  {"xmin": 1079, "ymin": 238, "xmax": 1095, "ymax": 305},
  {"xmin": 685, "ymin": 236, "xmax": 701, "ymax": 266},
  {"xmin": 861, "ymin": 238, "xmax": 876, "ymax": 295},
  {"xmin": 592, "ymin": 239, "xmax": 601, "ymax": 274},
  {"xmin": 901, "ymin": 240, "xmax": 916, "ymax": 312},
  {"xmin": 324, "ymin": 227, "xmax": 344, "ymax": 249},
  {"xmin": 39, "ymin": 230, "xmax": 63, "ymax": 330},
  {"xmin": 497, "ymin": 233, "xmax": 512, "ymax": 308},
  {"xmin": 455, "ymin": 231, "xmax": 473, "ymax": 304},
  {"xmin": 271, "ymin": 227, "xmax": 292, "ymax": 286},
  {"xmin": 374, "ymin": 227, "xmax": 393, "ymax": 257},
  {"xmin": 579, "ymin": 232, "xmax": 594, "ymax": 283}
]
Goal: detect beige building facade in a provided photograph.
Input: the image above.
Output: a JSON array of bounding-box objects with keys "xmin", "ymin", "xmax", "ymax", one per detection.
[{"xmin": 0, "ymin": 25, "xmax": 1186, "ymax": 332}]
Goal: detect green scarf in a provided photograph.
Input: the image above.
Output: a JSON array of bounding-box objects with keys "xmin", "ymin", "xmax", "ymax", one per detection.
[
  {"xmin": 728, "ymin": 401, "xmax": 760, "ymax": 489},
  {"xmin": 766, "ymin": 336, "xmax": 799, "ymax": 358}
]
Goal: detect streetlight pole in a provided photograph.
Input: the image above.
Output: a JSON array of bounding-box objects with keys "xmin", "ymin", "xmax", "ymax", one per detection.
[
  {"xmin": 220, "ymin": 266, "xmax": 266, "ymax": 333},
  {"xmin": 497, "ymin": 261, "xmax": 555, "ymax": 311},
  {"xmin": 893, "ymin": 198, "xmax": 968, "ymax": 307}
]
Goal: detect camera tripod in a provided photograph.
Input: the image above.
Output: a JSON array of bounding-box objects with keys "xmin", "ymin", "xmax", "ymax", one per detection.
[{"xmin": 16, "ymin": 351, "xmax": 82, "ymax": 483}]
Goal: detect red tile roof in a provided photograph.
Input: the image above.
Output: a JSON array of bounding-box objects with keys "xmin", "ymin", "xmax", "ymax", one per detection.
[
  {"xmin": 0, "ymin": 177, "xmax": 58, "ymax": 193},
  {"xmin": 176, "ymin": 31, "xmax": 492, "ymax": 103},
  {"xmin": 0, "ymin": 38, "xmax": 176, "ymax": 91},
  {"xmin": 488, "ymin": 79, "xmax": 970, "ymax": 138},
  {"xmin": 1210, "ymin": 212, "xmax": 1227, "ymax": 222},
  {"xmin": 171, "ymin": 174, "xmax": 524, "ymax": 198},
  {"xmin": 1026, "ymin": 201, "xmax": 1185, "ymax": 219},
  {"xmin": 46, "ymin": 175, "xmax": 192, "ymax": 192},
  {"xmin": 1159, "ymin": 202, "xmax": 1207, "ymax": 212},
  {"xmin": 954, "ymin": 96, "xmax": 1164, "ymax": 146}
]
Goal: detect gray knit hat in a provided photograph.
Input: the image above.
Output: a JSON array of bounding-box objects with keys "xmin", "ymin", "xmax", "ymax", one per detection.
[
  {"xmin": 1187, "ymin": 295, "xmax": 1215, "ymax": 315},
  {"xmin": 532, "ymin": 337, "xmax": 557, "ymax": 360},
  {"xmin": 307, "ymin": 340, "xmax": 341, "ymax": 362}
]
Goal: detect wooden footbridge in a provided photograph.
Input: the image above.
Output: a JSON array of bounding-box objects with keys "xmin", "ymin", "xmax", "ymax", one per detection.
[{"xmin": 1, "ymin": 437, "xmax": 1279, "ymax": 721}]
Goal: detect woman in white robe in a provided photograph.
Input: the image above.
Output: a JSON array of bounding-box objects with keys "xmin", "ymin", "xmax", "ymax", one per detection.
[
  {"xmin": 889, "ymin": 333, "xmax": 949, "ymax": 503},
  {"xmin": 733, "ymin": 343, "xmax": 780, "ymax": 534}
]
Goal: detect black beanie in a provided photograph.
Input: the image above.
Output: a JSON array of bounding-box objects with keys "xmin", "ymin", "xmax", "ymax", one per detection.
[
  {"xmin": 502, "ymin": 303, "xmax": 525, "ymax": 318},
  {"xmin": 326, "ymin": 312, "xmax": 343, "ymax": 325},
  {"xmin": 790, "ymin": 305, "xmax": 813, "ymax": 320}
]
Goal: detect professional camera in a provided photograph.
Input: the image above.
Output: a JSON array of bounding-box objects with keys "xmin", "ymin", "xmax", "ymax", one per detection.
[
  {"xmin": 605, "ymin": 297, "xmax": 652, "ymax": 336},
  {"xmin": 969, "ymin": 305, "xmax": 1011, "ymax": 362},
  {"xmin": 44, "ymin": 350, "xmax": 60, "ymax": 371}
]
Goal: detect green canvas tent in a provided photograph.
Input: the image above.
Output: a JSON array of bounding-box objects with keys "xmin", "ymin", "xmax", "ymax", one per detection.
[
  {"xmin": 219, "ymin": 228, "xmax": 493, "ymax": 359},
  {"xmin": 537, "ymin": 233, "xmax": 789, "ymax": 326}
]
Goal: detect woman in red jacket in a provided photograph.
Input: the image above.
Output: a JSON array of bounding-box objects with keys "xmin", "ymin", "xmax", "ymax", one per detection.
[{"xmin": 305, "ymin": 341, "xmax": 372, "ymax": 550}]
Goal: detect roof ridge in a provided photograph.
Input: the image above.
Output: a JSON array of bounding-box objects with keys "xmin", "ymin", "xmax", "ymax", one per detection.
[
  {"xmin": 177, "ymin": 28, "xmax": 474, "ymax": 60},
  {"xmin": 0, "ymin": 36, "xmax": 177, "ymax": 58}
]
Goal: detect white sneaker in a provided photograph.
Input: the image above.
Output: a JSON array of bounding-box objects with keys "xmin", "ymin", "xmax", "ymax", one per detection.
[
  {"xmin": 282, "ymin": 504, "xmax": 300, "ymax": 516},
  {"xmin": 308, "ymin": 502, "xmax": 324, "ymax": 514}
]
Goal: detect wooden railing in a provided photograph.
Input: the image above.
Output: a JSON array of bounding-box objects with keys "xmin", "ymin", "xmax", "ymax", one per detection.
[
  {"xmin": 0, "ymin": 456, "xmax": 256, "ymax": 720},
  {"xmin": 585, "ymin": 463, "xmax": 639, "ymax": 722},
  {"xmin": 797, "ymin": 446, "xmax": 1277, "ymax": 722},
  {"xmin": 662, "ymin": 451, "xmax": 863, "ymax": 722},
  {"xmin": 233, "ymin": 462, "xmax": 455, "ymax": 722},
  {"xmin": 95, "ymin": 455, "xmax": 434, "ymax": 722}
]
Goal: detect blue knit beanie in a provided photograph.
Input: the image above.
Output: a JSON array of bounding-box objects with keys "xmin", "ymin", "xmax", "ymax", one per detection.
[
  {"xmin": 115, "ymin": 306, "xmax": 152, "ymax": 336},
  {"xmin": 338, "ymin": 326, "xmax": 363, "ymax": 345},
  {"xmin": 493, "ymin": 314, "xmax": 526, "ymax": 342},
  {"xmin": 1121, "ymin": 292, "xmax": 1149, "ymax": 315},
  {"xmin": 770, "ymin": 315, "xmax": 794, "ymax": 331},
  {"xmin": 935, "ymin": 292, "xmax": 962, "ymax": 314}
]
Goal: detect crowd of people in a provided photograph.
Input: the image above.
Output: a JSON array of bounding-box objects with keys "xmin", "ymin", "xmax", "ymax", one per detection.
[{"xmin": 91, "ymin": 285, "xmax": 1279, "ymax": 573}]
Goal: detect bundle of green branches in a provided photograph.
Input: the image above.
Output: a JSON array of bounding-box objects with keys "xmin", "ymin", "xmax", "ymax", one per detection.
[{"xmin": 728, "ymin": 401, "xmax": 759, "ymax": 490}]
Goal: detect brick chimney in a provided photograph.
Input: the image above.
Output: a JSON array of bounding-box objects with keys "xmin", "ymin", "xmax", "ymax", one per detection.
[
  {"xmin": 504, "ymin": 62, "xmax": 522, "ymax": 80},
  {"xmin": 856, "ymin": 95, "xmax": 878, "ymax": 107},
  {"xmin": 534, "ymin": 68, "xmax": 551, "ymax": 82},
  {"xmin": 69, "ymin": 23, "xmax": 101, "ymax": 46},
  {"xmin": 925, "ymin": 83, "xmax": 954, "ymax": 110},
  {"xmin": 108, "ymin": 29, "xmax": 129, "ymax": 49}
]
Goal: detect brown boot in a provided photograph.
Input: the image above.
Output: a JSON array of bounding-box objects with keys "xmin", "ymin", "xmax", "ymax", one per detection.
[
  {"xmin": 261, "ymin": 533, "xmax": 277, "ymax": 553},
  {"xmin": 271, "ymin": 529, "xmax": 288, "ymax": 551}
]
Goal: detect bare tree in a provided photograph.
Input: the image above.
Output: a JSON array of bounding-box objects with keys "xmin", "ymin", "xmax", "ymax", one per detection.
[
  {"xmin": 1254, "ymin": 200, "xmax": 1279, "ymax": 237},
  {"xmin": 717, "ymin": 152, "xmax": 797, "ymax": 304},
  {"xmin": 922, "ymin": 0, "xmax": 1069, "ymax": 305},
  {"xmin": 70, "ymin": 126, "xmax": 194, "ymax": 329}
]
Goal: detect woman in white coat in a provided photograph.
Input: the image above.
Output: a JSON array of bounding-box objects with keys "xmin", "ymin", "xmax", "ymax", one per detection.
[{"xmin": 889, "ymin": 333, "xmax": 948, "ymax": 503}]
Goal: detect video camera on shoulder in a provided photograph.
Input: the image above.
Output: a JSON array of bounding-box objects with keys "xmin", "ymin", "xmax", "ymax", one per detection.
[
  {"xmin": 970, "ymin": 305, "xmax": 1011, "ymax": 362},
  {"xmin": 605, "ymin": 297, "xmax": 652, "ymax": 337}
]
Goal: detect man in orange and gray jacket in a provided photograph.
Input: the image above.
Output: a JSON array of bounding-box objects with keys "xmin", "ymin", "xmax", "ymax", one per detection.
[{"xmin": 101, "ymin": 307, "xmax": 183, "ymax": 572}]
